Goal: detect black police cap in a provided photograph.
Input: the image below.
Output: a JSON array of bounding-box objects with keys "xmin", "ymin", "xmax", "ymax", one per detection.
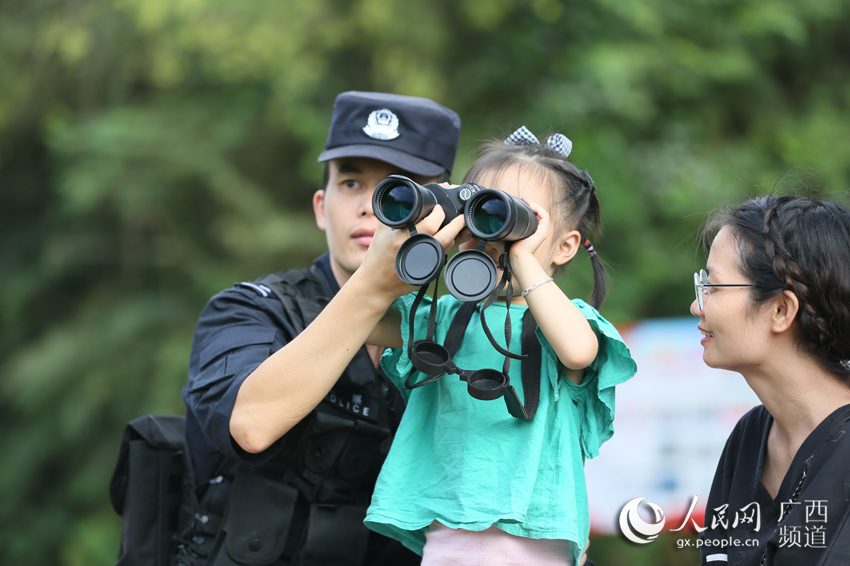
[{"xmin": 318, "ymin": 91, "xmax": 461, "ymax": 177}]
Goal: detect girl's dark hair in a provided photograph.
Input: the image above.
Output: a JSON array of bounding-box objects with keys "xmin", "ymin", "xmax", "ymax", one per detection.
[
  {"xmin": 703, "ymin": 194, "xmax": 850, "ymax": 382},
  {"xmin": 462, "ymin": 138, "xmax": 606, "ymax": 308}
]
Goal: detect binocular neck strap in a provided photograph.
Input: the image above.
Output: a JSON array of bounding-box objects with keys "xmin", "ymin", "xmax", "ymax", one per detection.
[
  {"xmin": 443, "ymin": 301, "xmax": 477, "ymax": 358},
  {"xmin": 407, "ymin": 273, "xmax": 442, "ymax": 350},
  {"xmin": 504, "ymin": 308, "xmax": 542, "ymax": 420},
  {"xmin": 479, "ymin": 247, "xmax": 526, "ymax": 363},
  {"xmin": 403, "ymin": 277, "xmax": 542, "ymax": 421},
  {"xmin": 403, "ymin": 300, "xmax": 476, "ymax": 391},
  {"xmin": 404, "ymin": 265, "xmax": 453, "ymax": 391}
]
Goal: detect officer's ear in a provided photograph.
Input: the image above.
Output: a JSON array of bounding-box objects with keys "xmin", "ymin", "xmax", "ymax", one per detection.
[{"xmin": 313, "ymin": 189, "xmax": 327, "ymax": 231}]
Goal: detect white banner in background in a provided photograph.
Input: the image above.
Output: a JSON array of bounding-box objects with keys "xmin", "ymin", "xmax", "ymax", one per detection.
[{"xmin": 586, "ymin": 317, "xmax": 760, "ymax": 535}]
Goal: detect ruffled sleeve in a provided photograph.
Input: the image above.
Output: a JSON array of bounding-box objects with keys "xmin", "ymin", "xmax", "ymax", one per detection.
[{"xmin": 542, "ymin": 300, "xmax": 637, "ymax": 460}]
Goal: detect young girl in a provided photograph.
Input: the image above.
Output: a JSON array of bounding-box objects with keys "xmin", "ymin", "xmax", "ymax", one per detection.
[{"xmin": 360, "ymin": 127, "xmax": 637, "ymax": 565}]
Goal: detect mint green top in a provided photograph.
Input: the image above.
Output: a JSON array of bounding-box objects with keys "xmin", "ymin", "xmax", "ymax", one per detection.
[{"xmin": 364, "ymin": 294, "xmax": 637, "ymax": 563}]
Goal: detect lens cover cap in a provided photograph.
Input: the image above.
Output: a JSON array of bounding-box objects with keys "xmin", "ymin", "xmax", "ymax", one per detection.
[
  {"xmin": 466, "ymin": 369, "xmax": 507, "ymax": 400},
  {"xmin": 410, "ymin": 340, "xmax": 452, "ymax": 375},
  {"xmin": 395, "ymin": 234, "xmax": 446, "ymax": 286},
  {"xmin": 444, "ymin": 249, "xmax": 498, "ymax": 302}
]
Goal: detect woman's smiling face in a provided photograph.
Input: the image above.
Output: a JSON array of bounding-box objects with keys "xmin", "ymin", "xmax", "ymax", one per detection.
[{"xmin": 691, "ymin": 227, "xmax": 774, "ymax": 374}]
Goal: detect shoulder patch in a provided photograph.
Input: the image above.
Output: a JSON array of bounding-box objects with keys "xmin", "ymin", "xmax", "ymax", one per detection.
[{"xmin": 234, "ymin": 281, "xmax": 273, "ymax": 297}]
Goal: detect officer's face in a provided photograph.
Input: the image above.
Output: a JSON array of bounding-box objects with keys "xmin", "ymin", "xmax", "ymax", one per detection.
[{"xmin": 313, "ymin": 158, "xmax": 407, "ymax": 285}]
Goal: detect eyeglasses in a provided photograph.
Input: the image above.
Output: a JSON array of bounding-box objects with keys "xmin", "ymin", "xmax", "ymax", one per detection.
[{"xmin": 693, "ymin": 269, "xmax": 755, "ymax": 311}]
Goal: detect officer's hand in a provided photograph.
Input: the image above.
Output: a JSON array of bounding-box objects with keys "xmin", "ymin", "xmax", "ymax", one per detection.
[
  {"xmin": 362, "ymin": 221, "xmax": 415, "ymax": 297},
  {"xmin": 361, "ymin": 205, "xmax": 465, "ymax": 300},
  {"xmin": 420, "ymin": 203, "xmax": 468, "ymax": 250},
  {"xmin": 424, "ymin": 182, "xmax": 476, "ymax": 248}
]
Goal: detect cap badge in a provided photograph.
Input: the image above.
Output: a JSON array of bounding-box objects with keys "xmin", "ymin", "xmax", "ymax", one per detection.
[{"xmin": 363, "ymin": 108, "xmax": 400, "ymax": 141}]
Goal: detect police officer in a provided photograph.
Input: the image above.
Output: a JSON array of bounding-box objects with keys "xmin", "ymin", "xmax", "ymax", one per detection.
[{"xmin": 177, "ymin": 92, "xmax": 461, "ymax": 566}]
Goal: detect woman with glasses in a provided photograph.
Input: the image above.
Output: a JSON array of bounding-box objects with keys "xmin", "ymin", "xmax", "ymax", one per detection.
[{"xmin": 691, "ymin": 194, "xmax": 850, "ymax": 565}]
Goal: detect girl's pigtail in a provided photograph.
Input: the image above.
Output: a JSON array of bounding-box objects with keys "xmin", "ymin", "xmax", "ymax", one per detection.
[
  {"xmin": 583, "ymin": 239, "xmax": 607, "ymax": 309},
  {"xmin": 578, "ymin": 171, "xmax": 606, "ymax": 309}
]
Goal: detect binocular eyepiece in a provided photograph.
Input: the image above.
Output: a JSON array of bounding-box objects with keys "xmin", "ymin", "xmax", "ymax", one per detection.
[
  {"xmin": 373, "ymin": 175, "xmax": 538, "ymax": 241},
  {"xmin": 373, "ymin": 175, "xmax": 539, "ymax": 301}
]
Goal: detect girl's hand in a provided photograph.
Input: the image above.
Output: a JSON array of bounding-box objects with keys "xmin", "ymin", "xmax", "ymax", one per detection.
[{"xmin": 508, "ymin": 195, "xmax": 549, "ymax": 262}]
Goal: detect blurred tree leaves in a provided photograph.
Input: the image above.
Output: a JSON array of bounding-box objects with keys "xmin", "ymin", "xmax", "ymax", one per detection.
[{"xmin": 1, "ymin": 0, "xmax": 850, "ymax": 564}]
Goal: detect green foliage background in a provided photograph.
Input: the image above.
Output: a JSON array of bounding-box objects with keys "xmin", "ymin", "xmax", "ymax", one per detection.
[{"xmin": 2, "ymin": 0, "xmax": 849, "ymax": 564}]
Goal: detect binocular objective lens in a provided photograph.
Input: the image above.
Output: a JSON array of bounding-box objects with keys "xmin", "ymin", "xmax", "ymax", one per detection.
[
  {"xmin": 471, "ymin": 197, "xmax": 508, "ymax": 236},
  {"xmin": 381, "ymin": 184, "xmax": 415, "ymax": 224}
]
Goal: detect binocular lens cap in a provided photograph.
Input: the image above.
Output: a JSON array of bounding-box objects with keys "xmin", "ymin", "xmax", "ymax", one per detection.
[
  {"xmin": 466, "ymin": 369, "xmax": 508, "ymax": 400},
  {"xmin": 444, "ymin": 250, "xmax": 498, "ymax": 303},
  {"xmin": 410, "ymin": 340, "xmax": 452, "ymax": 375},
  {"xmin": 395, "ymin": 234, "xmax": 445, "ymax": 286}
]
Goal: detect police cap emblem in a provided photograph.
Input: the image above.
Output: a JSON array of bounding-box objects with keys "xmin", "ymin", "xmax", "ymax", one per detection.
[{"xmin": 362, "ymin": 108, "xmax": 400, "ymax": 141}]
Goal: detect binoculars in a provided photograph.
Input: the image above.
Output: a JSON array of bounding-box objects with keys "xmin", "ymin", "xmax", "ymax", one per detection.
[{"xmin": 372, "ymin": 175, "xmax": 538, "ymax": 301}]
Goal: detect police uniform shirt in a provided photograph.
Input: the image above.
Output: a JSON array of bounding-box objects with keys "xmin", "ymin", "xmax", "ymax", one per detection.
[{"xmin": 182, "ymin": 253, "xmax": 405, "ymax": 486}]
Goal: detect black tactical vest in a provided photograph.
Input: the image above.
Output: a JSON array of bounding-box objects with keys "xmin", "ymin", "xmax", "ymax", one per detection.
[{"xmin": 173, "ymin": 265, "xmax": 401, "ymax": 566}]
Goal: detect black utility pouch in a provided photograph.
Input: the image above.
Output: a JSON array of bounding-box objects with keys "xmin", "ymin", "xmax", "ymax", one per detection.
[
  {"xmin": 213, "ymin": 473, "xmax": 298, "ymax": 566},
  {"xmin": 110, "ymin": 414, "xmax": 194, "ymax": 566},
  {"xmin": 297, "ymin": 503, "xmax": 370, "ymax": 566}
]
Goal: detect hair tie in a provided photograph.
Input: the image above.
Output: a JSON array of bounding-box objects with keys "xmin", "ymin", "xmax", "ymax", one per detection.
[
  {"xmin": 546, "ymin": 133, "xmax": 572, "ymax": 158},
  {"xmin": 583, "ymin": 239, "xmax": 597, "ymax": 258},
  {"xmin": 504, "ymin": 125, "xmax": 572, "ymax": 158},
  {"xmin": 578, "ymin": 170, "xmax": 595, "ymax": 192}
]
